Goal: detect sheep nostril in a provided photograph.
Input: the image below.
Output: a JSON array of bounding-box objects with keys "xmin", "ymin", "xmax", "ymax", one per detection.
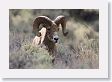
[{"xmin": 54, "ymin": 38, "xmax": 59, "ymax": 41}]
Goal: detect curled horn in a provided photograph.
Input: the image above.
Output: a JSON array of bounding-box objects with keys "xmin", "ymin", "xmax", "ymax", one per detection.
[
  {"xmin": 33, "ymin": 16, "xmax": 53, "ymax": 35},
  {"xmin": 54, "ymin": 15, "xmax": 68, "ymax": 36}
]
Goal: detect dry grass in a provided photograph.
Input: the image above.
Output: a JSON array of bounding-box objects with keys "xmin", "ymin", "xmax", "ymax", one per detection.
[
  {"xmin": 9, "ymin": 9, "xmax": 99, "ymax": 69},
  {"xmin": 10, "ymin": 43, "xmax": 53, "ymax": 69}
]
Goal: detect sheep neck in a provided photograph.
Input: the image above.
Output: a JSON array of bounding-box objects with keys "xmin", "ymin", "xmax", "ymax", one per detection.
[{"xmin": 43, "ymin": 37, "xmax": 56, "ymax": 55}]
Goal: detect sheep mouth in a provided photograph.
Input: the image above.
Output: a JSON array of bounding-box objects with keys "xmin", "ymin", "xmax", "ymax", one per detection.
[
  {"xmin": 54, "ymin": 38, "xmax": 60, "ymax": 43},
  {"xmin": 54, "ymin": 40, "xmax": 58, "ymax": 43}
]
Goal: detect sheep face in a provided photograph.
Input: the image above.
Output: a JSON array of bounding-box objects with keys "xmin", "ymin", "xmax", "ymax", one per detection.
[{"xmin": 46, "ymin": 24, "xmax": 59, "ymax": 43}]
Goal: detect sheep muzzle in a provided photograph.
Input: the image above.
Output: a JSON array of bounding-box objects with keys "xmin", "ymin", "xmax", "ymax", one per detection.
[{"xmin": 52, "ymin": 32, "xmax": 59, "ymax": 43}]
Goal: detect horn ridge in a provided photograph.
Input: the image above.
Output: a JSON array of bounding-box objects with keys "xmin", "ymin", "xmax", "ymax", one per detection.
[
  {"xmin": 33, "ymin": 16, "xmax": 53, "ymax": 34},
  {"xmin": 54, "ymin": 15, "xmax": 68, "ymax": 36}
]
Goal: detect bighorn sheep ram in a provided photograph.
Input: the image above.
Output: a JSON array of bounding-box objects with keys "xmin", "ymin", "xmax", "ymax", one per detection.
[{"xmin": 32, "ymin": 15, "xmax": 68, "ymax": 57}]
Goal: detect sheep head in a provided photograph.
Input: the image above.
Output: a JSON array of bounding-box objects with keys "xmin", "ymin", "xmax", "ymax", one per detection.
[{"xmin": 33, "ymin": 15, "xmax": 68, "ymax": 44}]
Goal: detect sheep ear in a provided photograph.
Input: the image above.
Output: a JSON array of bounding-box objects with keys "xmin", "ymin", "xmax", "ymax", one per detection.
[{"xmin": 54, "ymin": 15, "xmax": 68, "ymax": 36}]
